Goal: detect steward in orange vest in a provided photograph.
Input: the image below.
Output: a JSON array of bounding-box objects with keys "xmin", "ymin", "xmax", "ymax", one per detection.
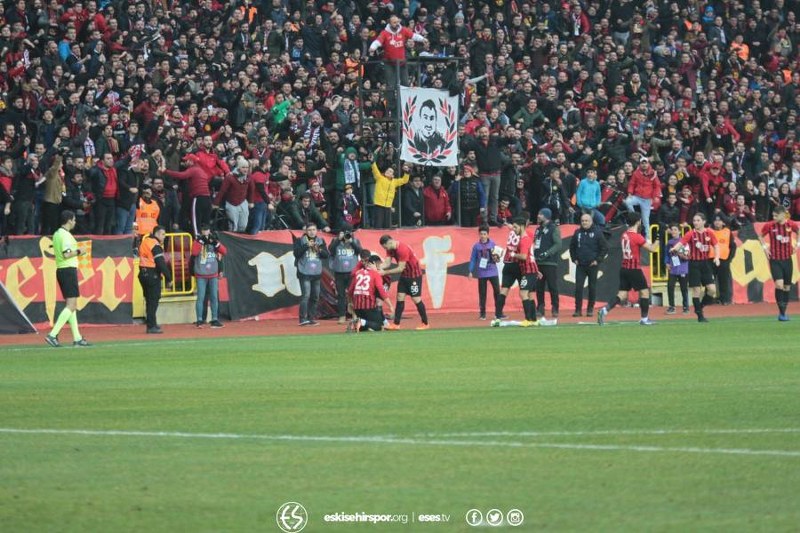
[
  {"xmin": 135, "ymin": 185, "xmax": 161, "ymax": 237},
  {"xmin": 138, "ymin": 226, "xmax": 172, "ymax": 333},
  {"xmin": 710, "ymin": 214, "xmax": 736, "ymax": 305}
]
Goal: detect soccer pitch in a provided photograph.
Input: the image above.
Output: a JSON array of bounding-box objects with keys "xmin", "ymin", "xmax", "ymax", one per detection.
[{"xmin": 1, "ymin": 318, "xmax": 798, "ymax": 532}]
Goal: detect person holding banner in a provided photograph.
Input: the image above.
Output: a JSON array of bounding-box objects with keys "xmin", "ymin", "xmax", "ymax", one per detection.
[{"xmin": 45, "ymin": 210, "xmax": 91, "ymax": 348}]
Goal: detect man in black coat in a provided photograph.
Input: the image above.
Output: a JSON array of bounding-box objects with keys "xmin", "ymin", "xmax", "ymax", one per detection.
[{"xmin": 569, "ymin": 212, "xmax": 609, "ymax": 317}]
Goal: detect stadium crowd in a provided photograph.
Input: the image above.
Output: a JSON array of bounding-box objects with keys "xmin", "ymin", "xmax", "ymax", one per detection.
[{"xmin": 1, "ymin": 0, "xmax": 800, "ymax": 243}]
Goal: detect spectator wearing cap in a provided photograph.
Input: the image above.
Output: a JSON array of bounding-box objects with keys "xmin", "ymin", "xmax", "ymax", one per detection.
[
  {"xmin": 423, "ymin": 174, "xmax": 452, "ymax": 226},
  {"xmin": 449, "ymin": 165, "xmax": 486, "ymax": 227},
  {"xmin": 576, "ymin": 168, "xmax": 605, "ymax": 228},
  {"xmin": 213, "ymin": 157, "xmax": 254, "ymax": 233},
  {"xmin": 625, "ymin": 158, "xmax": 661, "ymax": 235},
  {"xmin": 534, "ymin": 208, "xmax": 562, "ymax": 319},
  {"xmin": 334, "ymin": 183, "xmax": 359, "ymax": 230}
]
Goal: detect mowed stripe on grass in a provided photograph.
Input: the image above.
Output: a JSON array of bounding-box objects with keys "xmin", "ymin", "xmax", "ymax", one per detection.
[{"xmin": 0, "ymin": 318, "xmax": 798, "ymax": 532}]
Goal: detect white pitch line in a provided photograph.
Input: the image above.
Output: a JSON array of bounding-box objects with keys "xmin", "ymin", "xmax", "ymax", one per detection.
[
  {"xmin": 420, "ymin": 428, "xmax": 800, "ymax": 438},
  {"xmin": 0, "ymin": 428, "xmax": 798, "ymax": 458}
]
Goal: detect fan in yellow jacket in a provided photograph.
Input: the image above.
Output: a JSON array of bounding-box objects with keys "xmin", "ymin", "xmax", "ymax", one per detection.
[{"xmin": 371, "ymin": 156, "xmax": 410, "ymax": 229}]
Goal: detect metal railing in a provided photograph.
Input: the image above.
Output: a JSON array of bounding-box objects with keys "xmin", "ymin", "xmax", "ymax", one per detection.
[
  {"xmin": 649, "ymin": 224, "xmax": 689, "ymax": 282},
  {"xmin": 162, "ymin": 232, "xmax": 195, "ymax": 296}
]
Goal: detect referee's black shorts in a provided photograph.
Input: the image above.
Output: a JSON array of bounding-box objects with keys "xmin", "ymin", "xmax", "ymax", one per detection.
[
  {"xmin": 770, "ymin": 259, "xmax": 793, "ymax": 286},
  {"xmin": 619, "ymin": 268, "xmax": 648, "ymax": 291},
  {"xmin": 688, "ymin": 260, "xmax": 715, "ymax": 288},
  {"xmin": 56, "ymin": 267, "xmax": 80, "ymax": 299}
]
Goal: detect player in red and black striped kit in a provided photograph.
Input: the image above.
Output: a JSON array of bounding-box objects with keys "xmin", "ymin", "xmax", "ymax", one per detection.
[
  {"xmin": 758, "ymin": 206, "xmax": 800, "ymax": 321},
  {"xmin": 347, "ymin": 252, "xmax": 393, "ymax": 332},
  {"xmin": 598, "ymin": 213, "xmax": 660, "ymax": 326},
  {"xmin": 670, "ymin": 212, "xmax": 720, "ymax": 322},
  {"xmin": 513, "ymin": 217, "xmax": 543, "ymax": 326},
  {"xmin": 494, "ymin": 217, "xmax": 525, "ymax": 320},
  {"xmin": 379, "ymin": 235, "xmax": 429, "ymax": 330}
]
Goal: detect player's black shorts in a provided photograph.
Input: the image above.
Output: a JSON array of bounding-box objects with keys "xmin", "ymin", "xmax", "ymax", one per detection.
[
  {"xmin": 397, "ymin": 276, "xmax": 423, "ymax": 297},
  {"xmin": 355, "ymin": 308, "xmax": 385, "ymax": 331},
  {"xmin": 56, "ymin": 267, "xmax": 80, "ymax": 299},
  {"xmin": 770, "ymin": 259, "xmax": 794, "ymax": 286},
  {"xmin": 501, "ymin": 262, "xmax": 522, "ymax": 288},
  {"xmin": 619, "ymin": 268, "xmax": 648, "ymax": 291},
  {"xmin": 688, "ymin": 260, "xmax": 715, "ymax": 288},
  {"xmin": 518, "ymin": 273, "xmax": 538, "ymax": 292}
]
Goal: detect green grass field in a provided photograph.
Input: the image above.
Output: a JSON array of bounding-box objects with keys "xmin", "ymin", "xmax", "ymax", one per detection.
[{"xmin": 1, "ymin": 318, "xmax": 799, "ymax": 532}]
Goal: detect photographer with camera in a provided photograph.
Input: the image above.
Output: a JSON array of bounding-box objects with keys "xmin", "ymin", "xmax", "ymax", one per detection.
[
  {"xmin": 293, "ymin": 222, "xmax": 330, "ymax": 326},
  {"xmin": 328, "ymin": 223, "xmax": 363, "ymax": 324},
  {"xmin": 190, "ymin": 224, "xmax": 227, "ymax": 329}
]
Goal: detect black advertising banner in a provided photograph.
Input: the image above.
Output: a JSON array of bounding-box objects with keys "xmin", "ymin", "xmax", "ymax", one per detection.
[
  {"xmin": 0, "ymin": 235, "xmax": 135, "ymax": 325},
  {"xmin": 218, "ymin": 232, "xmax": 338, "ymax": 321}
]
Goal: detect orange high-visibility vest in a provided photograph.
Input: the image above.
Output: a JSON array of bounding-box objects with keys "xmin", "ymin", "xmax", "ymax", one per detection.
[
  {"xmin": 710, "ymin": 227, "xmax": 731, "ymax": 260},
  {"xmin": 139, "ymin": 235, "xmax": 160, "ymax": 268},
  {"xmin": 135, "ymin": 198, "xmax": 160, "ymax": 236}
]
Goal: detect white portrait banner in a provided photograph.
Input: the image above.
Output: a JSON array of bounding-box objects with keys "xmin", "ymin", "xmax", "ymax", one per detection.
[{"xmin": 399, "ymin": 87, "xmax": 459, "ymax": 166}]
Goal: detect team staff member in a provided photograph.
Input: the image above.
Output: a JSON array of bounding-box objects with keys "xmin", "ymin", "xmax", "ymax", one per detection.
[
  {"xmin": 569, "ymin": 213, "xmax": 608, "ymax": 317},
  {"xmin": 710, "ymin": 214, "xmax": 736, "ymax": 305},
  {"xmin": 347, "ymin": 252, "xmax": 394, "ymax": 333},
  {"xmin": 514, "ymin": 216, "xmax": 542, "ymax": 327},
  {"xmin": 379, "ymin": 234, "xmax": 429, "ymax": 330},
  {"xmin": 45, "ymin": 210, "xmax": 90, "ymax": 347},
  {"xmin": 534, "ymin": 207, "xmax": 562, "ymax": 318},
  {"xmin": 139, "ymin": 225, "xmax": 172, "ymax": 334},
  {"xmin": 671, "ymin": 213, "xmax": 720, "ymax": 323},
  {"xmin": 598, "ymin": 213, "xmax": 659, "ymax": 326},
  {"xmin": 758, "ymin": 206, "xmax": 800, "ymax": 321}
]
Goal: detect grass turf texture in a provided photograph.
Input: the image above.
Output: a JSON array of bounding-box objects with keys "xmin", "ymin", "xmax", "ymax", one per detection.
[{"xmin": 0, "ymin": 317, "xmax": 798, "ymax": 532}]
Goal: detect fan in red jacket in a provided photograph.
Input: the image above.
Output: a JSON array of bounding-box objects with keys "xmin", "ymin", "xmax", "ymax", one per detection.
[
  {"xmin": 624, "ymin": 157, "xmax": 661, "ymax": 234},
  {"xmin": 422, "ymin": 175, "xmax": 452, "ymax": 225},
  {"xmin": 369, "ymin": 15, "xmax": 427, "ymax": 87}
]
